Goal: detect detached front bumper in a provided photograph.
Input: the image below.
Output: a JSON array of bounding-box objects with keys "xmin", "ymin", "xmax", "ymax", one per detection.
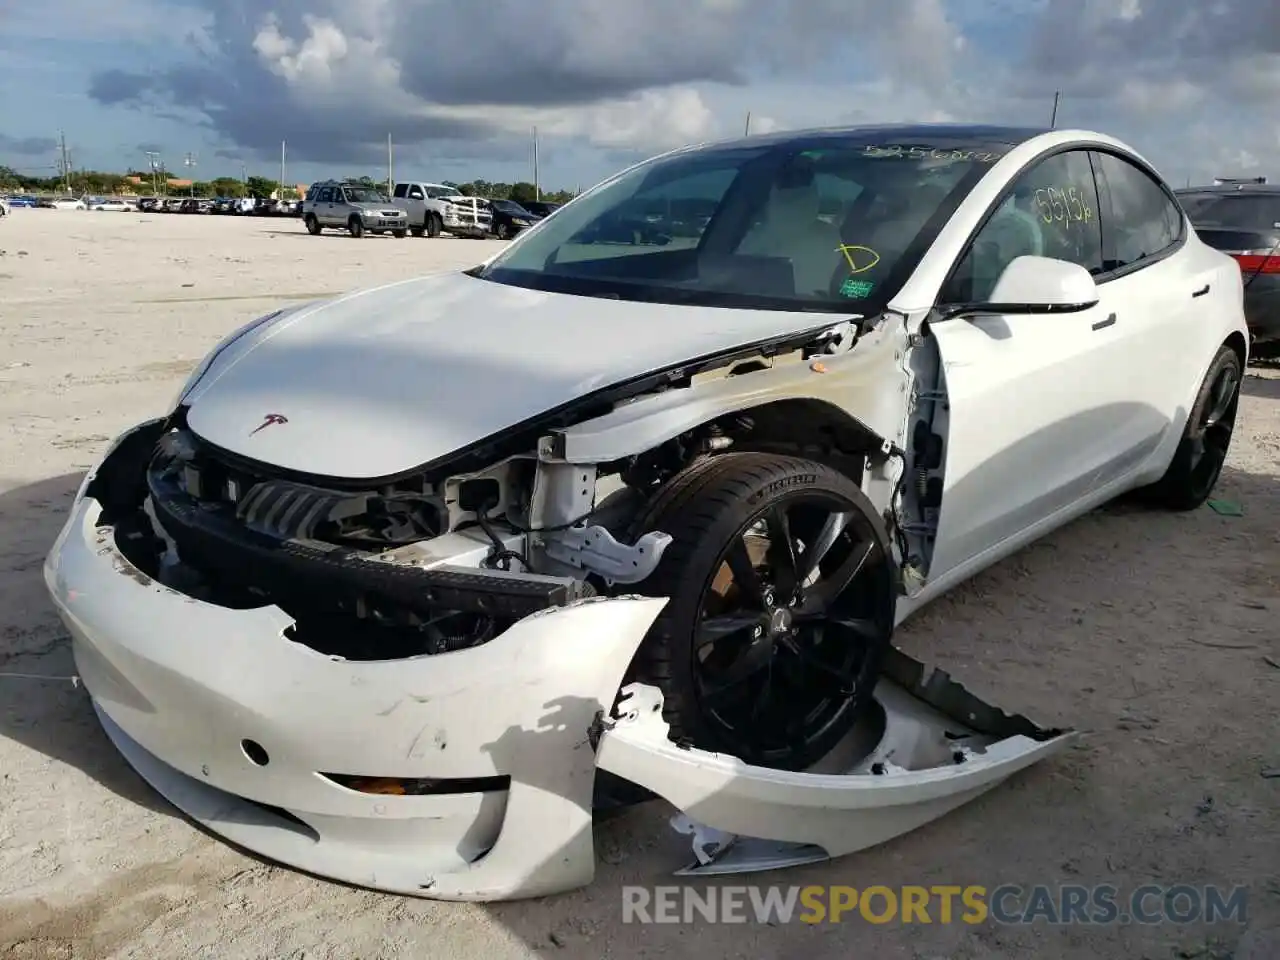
[
  {"xmin": 46, "ymin": 420, "xmax": 1077, "ymax": 902},
  {"xmin": 44, "ymin": 425, "xmax": 666, "ymax": 900}
]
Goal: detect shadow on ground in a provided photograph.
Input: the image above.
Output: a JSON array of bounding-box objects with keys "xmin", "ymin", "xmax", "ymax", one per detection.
[{"xmin": 0, "ymin": 471, "xmax": 175, "ymax": 817}]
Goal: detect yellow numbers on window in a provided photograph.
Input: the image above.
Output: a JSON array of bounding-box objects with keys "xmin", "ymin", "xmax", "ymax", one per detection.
[{"xmin": 1033, "ymin": 186, "xmax": 1094, "ymax": 227}]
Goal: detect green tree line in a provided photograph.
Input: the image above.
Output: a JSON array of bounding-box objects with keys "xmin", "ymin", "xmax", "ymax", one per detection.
[{"xmin": 1, "ymin": 165, "xmax": 576, "ymax": 205}]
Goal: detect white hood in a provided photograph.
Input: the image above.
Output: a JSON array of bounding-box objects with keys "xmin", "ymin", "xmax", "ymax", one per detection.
[{"xmin": 183, "ymin": 271, "xmax": 840, "ymax": 480}]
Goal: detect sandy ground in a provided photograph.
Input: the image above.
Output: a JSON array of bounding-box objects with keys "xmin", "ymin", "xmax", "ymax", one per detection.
[{"xmin": 0, "ymin": 209, "xmax": 1276, "ymax": 960}]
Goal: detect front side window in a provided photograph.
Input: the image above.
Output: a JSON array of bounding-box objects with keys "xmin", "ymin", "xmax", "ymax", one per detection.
[
  {"xmin": 944, "ymin": 150, "xmax": 1103, "ymax": 303},
  {"xmin": 1094, "ymin": 151, "xmax": 1182, "ymax": 270},
  {"xmin": 478, "ymin": 139, "xmax": 1008, "ymax": 311},
  {"xmin": 393, "ymin": 183, "xmax": 408, "ymax": 198}
]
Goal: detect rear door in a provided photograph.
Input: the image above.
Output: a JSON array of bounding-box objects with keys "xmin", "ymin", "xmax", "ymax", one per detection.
[{"xmin": 1089, "ymin": 151, "xmax": 1209, "ymax": 471}]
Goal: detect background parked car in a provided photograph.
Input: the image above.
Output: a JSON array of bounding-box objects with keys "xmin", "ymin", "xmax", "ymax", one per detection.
[
  {"xmin": 521, "ymin": 200, "xmax": 562, "ymax": 219},
  {"xmin": 486, "ymin": 198, "xmax": 537, "ymax": 239},
  {"xmin": 1178, "ymin": 182, "xmax": 1280, "ymax": 356},
  {"xmin": 391, "ymin": 180, "xmax": 457, "ymax": 237},
  {"xmin": 90, "ymin": 198, "xmax": 131, "ymax": 212}
]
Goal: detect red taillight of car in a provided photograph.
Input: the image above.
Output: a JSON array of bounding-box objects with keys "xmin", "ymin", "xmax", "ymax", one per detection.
[{"xmin": 1229, "ymin": 251, "xmax": 1280, "ymax": 273}]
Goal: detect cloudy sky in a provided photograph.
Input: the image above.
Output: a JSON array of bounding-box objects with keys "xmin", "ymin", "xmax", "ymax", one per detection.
[{"xmin": 1, "ymin": 0, "xmax": 1276, "ymax": 191}]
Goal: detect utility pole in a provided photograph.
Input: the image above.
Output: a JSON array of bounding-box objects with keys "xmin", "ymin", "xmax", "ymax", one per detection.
[
  {"xmin": 532, "ymin": 126, "xmax": 540, "ymax": 201},
  {"xmin": 387, "ymin": 133, "xmax": 394, "ymax": 198},
  {"xmin": 144, "ymin": 151, "xmax": 161, "ymax": 196},
  {"xmin": 280, "ymin": 139, "xmax": 286, "ymax": 204},
  {"xmin": 1050, "ymin": 91, "xmax": 1061, "ymax": 129},
  {"xmin": 184, "ymin": 152, "xmax": 197, "ymax": 196},
  {"xmin": 241, "ymin": 161, "xmax": 248, "ymax": 197},
  {"xmin": 59, "ymin": 131, "xmax": 71, "ymax": 194},
  {"xmin": 744, "ymin": 112, "xmax": 752, "ymax": 136}
]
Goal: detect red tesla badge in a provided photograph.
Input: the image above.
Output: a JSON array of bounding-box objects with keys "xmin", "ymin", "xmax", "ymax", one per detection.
[{"xmin": 250, "ymin": 413, "xmax": 288, "ymax": 436}]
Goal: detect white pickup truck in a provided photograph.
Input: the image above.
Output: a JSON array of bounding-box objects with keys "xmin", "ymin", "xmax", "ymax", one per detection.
[{"xmin": 391, "ymin": 181, "xmax": 492, "ymax": 238}]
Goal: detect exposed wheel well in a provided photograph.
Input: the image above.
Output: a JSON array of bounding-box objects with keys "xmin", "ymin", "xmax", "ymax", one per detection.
[
  {"xmin": 707, "ymin": 398, "xmax": 886, "ymax": 476},
  {"xmin": 1225, "ymin": 331, "xmax": 1247, "ymax": 368}
]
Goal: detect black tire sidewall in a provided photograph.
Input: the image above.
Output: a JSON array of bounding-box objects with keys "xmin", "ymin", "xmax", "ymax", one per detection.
[
  {"xmin": 1153, "ymin": 345, "xmax": 1241, "ymax": 509},
  {"xmin": 633, "ymin": 452, "xmax": 895, "ymax": 767}
]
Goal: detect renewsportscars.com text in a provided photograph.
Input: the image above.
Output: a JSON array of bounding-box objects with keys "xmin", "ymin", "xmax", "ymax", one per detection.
[{"xmin": 621, "ymin": 884, "xmax": 1249, "ymax": 926}]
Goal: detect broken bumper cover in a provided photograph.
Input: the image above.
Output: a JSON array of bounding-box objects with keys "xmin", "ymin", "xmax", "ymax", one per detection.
[
  {"xmin": 44, "ymin": 431, "xmax": 667, "ymax": 901},
  {"xmin": 44, "ymin": 420, "xmax": 1077, "ymax": 902}
]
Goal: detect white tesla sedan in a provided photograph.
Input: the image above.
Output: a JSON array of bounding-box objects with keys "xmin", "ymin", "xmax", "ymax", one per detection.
[{"xmin": 45, "ymin": 124, "xmax": 1247, "ymax": 901}]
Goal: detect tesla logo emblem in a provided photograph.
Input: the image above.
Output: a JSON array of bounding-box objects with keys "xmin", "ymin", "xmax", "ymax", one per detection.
[{"xmin": 250, "ymin": 413, "xmax": 288, "ymax": 436}]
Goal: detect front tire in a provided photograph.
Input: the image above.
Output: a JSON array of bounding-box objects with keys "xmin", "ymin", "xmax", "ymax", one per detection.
[
  {"xmin": 304, "ymin": 214, "xmax": 321, "ymax": 235},
  {"xmin": 348, "ymin": 216, "xmax": 364, "ymax": 238},
  {"xmin": 496, "ymin": 222, "xmax": 509, "ymax": 240},
  {"xmin": 393, "ymin": 229, "xmax": 407, "ymax": 238},
  {"xmin": 629, "ymin": 453, "xmax": 896, "ymax": 771},
  {"xmin": 425, "ymin": 212, "xmax": 442, "ymax": 238},
  {"xmin": 1142, "ymin": 344, "xmax": 1242, "ymax": 510}
]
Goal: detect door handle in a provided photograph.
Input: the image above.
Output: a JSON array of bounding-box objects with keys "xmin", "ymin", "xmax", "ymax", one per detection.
[
  {"xmin": 1091, "ymin": 313, "xmax": 1117, "ymax": 331},
  {"xmin": 1192, "ymin": 284, "xmax": 1210, "ymax": 298}
]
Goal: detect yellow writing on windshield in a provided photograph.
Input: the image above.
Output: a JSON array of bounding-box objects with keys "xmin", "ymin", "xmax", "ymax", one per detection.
[{"xmin": 837, "ymin": 245, "xmax": 881, "ymax": 274}]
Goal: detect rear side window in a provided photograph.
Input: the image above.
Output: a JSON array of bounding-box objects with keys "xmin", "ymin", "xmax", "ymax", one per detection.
[
  {"xmin": 1093, "ymin": 152, "xmax": 1183, "ymax": 271},
  {"xmin": 1178, "ymin": 192, "xmax": 1280, "ymax": 232}
]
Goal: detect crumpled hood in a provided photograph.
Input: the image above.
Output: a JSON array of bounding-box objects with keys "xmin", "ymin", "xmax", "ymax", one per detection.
[{"xmin": 183, "ymin": 272, "xmax": 841, "ymax": 480}]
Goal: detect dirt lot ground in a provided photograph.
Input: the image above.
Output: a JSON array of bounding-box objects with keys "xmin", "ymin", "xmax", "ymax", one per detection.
[{"xmin": 0, "ymin": 209, "xmax": 1276, "ymax": 960}]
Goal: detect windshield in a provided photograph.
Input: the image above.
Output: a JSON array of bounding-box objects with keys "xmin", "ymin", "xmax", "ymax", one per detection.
[
  {"xmin": 494, "ymin": 200, "xmax": 530, "ymax": 215},
  {"xmin": 478, "ymin": 138, "xmax": 1007, "ymax": 311},
  {"xmin": 1178, "ymin": 192, "xmax": 1280, "ymax": 233},
  {"xmin": 344, "ymin": 187, "xmax": 386, "ymax": 204}
]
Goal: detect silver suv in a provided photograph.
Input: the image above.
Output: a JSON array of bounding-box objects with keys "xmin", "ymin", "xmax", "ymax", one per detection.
[{"xmin": 302, "ymin": 181, "xmax": 408, "ymax": 238}]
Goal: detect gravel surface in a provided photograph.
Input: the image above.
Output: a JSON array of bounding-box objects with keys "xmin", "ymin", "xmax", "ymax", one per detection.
[{"xmin": 0, "ymin": 209, "xmax": 1276, "ymax": 959}]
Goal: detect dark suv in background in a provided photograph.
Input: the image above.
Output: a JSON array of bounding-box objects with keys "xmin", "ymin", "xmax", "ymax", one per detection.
[{"xmin": 1178, "ymin": 182, "xmax": 1280, "ymax": 356}]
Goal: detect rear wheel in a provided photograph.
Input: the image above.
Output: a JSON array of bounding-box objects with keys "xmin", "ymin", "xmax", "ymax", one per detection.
[
  {"xmin": 629, "ymin": 453, "xmax": 896, "ymax": 771},
  {"xmin": 1141, "ymin": 344, "xmax": 1242, "ymax": 510},
  {"xmin": 410, "ymin": 224, "xmax": 424, "ymax": 237},
  {"xmin": 347, "ymin": 216, "xmax": 364, "ymax": 238}
]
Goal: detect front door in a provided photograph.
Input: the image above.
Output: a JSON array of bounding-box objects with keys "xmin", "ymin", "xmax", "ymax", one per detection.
[{"xmin": 924, "ymin": 148, "xmax": 1123, "ymax": 581}]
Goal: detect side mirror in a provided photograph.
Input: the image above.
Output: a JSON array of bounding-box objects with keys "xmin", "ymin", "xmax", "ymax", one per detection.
[{"xmin": 939, "ymin": 255, "xmax": 1099, "ymax": 321}]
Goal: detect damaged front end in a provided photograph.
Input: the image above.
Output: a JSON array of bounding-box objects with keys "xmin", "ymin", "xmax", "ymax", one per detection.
[{"xmin": 47, "ymin": 315, "xmax": 1073, "ymax": 900}]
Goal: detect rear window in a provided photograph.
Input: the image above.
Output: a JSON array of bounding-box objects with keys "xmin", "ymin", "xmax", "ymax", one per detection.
[{"xmin": 1178, "ymin": 192, "xmax": 1280, "ymax": 232}]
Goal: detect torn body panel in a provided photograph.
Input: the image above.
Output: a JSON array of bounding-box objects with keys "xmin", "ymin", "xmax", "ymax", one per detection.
[{"xmin": 598, "ymin": 647, "xmax": 1074, "ymax": 873}]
